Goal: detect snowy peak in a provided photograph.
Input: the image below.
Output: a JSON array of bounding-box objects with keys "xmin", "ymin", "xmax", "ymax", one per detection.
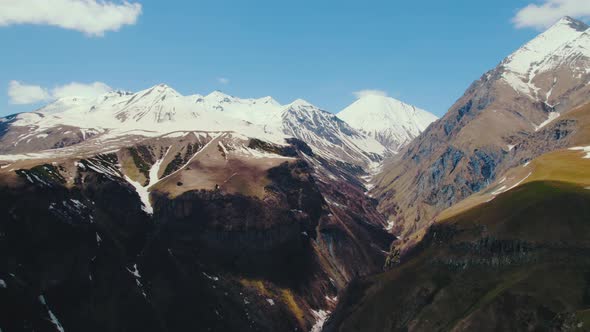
[
  {"xmin": 502, "ymin": 16, "xmax": 589, "ymax": 75},
  {"xmin": 286, "ymin": 99, "xmax": 315, "ymax": 108},
  {"xmin": 280, "ymin": 98, "xmax": 385, "ymax": 163},
  {"xmin": 281, "ymin": 99, "xmax": 332, "ymax": 129},
  {"xmin": 337, "ymin": 95, "xmax": 438, "ymax": 151},
  {"xmin": 556, "ymin": 16, "xmax": 589, "ymax": 32},
  {"xmin": 204, "ymin": 90, "xmax": 235, "ymax": 103},
  {"xmin": 139, "ymin": 84, "xmax": 181, "ymax": 99},
  {"xmin": 339, "ymin": 95, "xmax": 436, "ymax": 131},
  {"xmin": 499, "ymin": 16, "xmax": 590, "ymax": 99},
  {"xmin": 256, "ymin": 96, "xmax": 280, "ymax": 106}
]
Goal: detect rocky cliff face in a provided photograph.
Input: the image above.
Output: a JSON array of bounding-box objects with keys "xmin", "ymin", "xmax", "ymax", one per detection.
[{"xmin": 374, "ymin": 17, "xmax": 590, "ymax": 239}]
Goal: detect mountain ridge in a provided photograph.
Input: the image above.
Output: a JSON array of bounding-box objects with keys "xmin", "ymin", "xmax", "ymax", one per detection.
[
  {"xmin": 373, "ymin": 16, "xmax": 590, "ymax": 239},
  {"xmin": 0, "ymin": 85, "xmax": 388, "ymax": 167}
]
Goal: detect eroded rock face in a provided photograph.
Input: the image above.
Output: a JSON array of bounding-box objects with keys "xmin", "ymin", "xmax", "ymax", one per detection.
[
  {"xmin": 0, "ymin": 161, "xmax": 158, "ymax": 332},
  {"xmin": 0, "ymin": 136, "xmax": 392, "ymax": 332},
  {"xmin": 153, "ymin": 159, "xmax": 324, "ymax": 278}
]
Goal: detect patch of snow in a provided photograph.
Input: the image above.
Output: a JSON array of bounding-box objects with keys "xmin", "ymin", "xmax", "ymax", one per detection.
[
  {"xmin": 569, "ymin": 146, "xmax": 590, "ymax": 158},
  {"xmin": 491, "ymin": 185, "xmax": 508, "ymax": 196},
  {"xmin": 266, "ymin": 298, "xmax": 275, "ymax": 306},
  {"xmin": 135, "ymin": 279, "xmax": 147, "ymax": 299},
  {"xmin": 127, "ymin": 264, "xmax": 141, "ymax": 278},
  {"xmin": 0, "ymin": 279, "xmax": 6, "ymax": 288},
  {"xmin": 48, "ymin": 309, "xmax": 65, "ymax": 332},
  {"xmin": 236, "ymin": 145, "xmax": 295, "ymax": 160},
  {"xmin": 546, "ymin": 77, "xmax": 557, "ymax": 102},
  {"xmin": 147, "ymin": 147, "xmax": 170, "ymax": 188},
  {"xmin": 162, "ymin": 131, "xmax": 188, "ymax": 138},
  {"xmin": 535, "ymin": 112, "xmax": 560, "ymax": 131},
  {"xmin": 325, "ymin": 295, "xmax": 338, "ymax": 303},
  {"xmin": 487, "ymin": 172, "xmax": 533, "ymax": 202},
  {"xmin": 385, "ymin": 220, "xmax": 395, "ymax": 232},
  {"xmin": 502, "ymin": 71, "xmax": 539, "ymax": 97},
  {"xmin": 0, "ymin": 152, "xmax": 65, "ymax": 161},
  {"xmin": 218, "ymin": 141, "xmax": 229, "ymax": 160},
  {"xmin": 310, "ymin": 309, "xmax": 331, "ymax": 332},
  {"xmin": 84, "ymin": 157, "xmax": 120, "ymax": 179},
  {"xmin": 325, "ymin": 199, "xmax": 345, "ymax": 208},
  {"xmin": 124, "ymin": 175, "xmax": 153, "ymax": 215},
  {"xmin": 70, "ymin": 199, "xmax": 85, "ymax": 210},
  {"xmin": 202, "ymin": 272, "xmax": 219, "ymax": 281},
  {"xmin": 74, "ymin": 161, "xmax": 86, "ymax": 170},
  {"xmin": 39, "ymin": 295, "xmax": 65, "ymax": 332}
]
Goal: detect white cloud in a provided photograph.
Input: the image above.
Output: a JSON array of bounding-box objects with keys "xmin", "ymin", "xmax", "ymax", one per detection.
[
  {"xmin": 0, "ymin": 0, "xmax": 142, "ymax": 36},
  {"xmin": 52, "ymin": 82, "xmax": 113, "ymax": 99},
  {"xmin": 8, "ymin": 81, "xmax": 113, "ymax": 104},
  {"xmin": 513, "ymin": 0, "xmax": 590, "ymax": 29},
  {"xmin": 8, "ymin": 81, "xmax": 51, "ymax": 105},
  {"xmin": 353, "ymin": 89, "xmax": 388, "ymax": 99},
  {"xmin": 217, "ymin": 77, "xmax": 230, "ymax": 85}
]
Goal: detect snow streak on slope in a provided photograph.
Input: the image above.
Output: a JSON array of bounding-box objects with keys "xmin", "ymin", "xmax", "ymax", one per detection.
[{"xmin": 338, "ymin": 94, "xmax": 438, "ymax": 152}]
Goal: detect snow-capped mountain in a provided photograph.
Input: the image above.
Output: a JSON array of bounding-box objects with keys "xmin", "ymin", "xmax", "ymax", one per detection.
[
  {"xmin": 499, "ymin": 16, "xmax": 590, "ymax": 104},
  {"xmin": 281, "ymin": 99, "xmax": 384, "ymax": 163},
  {"xmin": 374, "ymin": 16, "xmax": 590, "ymax": 240},
  {"xmin": 0, "ymin": 84, "xmax": 385, "ymax": 166},
  {"xmin": 337, "ymin": 95, "xmax": 438, "ymax": 152}
]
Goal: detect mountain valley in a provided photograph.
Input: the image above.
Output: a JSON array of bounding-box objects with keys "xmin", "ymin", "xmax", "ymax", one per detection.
[{"xmin": 0, "ymin": 15, "xmax": 590, "ymax": 332}]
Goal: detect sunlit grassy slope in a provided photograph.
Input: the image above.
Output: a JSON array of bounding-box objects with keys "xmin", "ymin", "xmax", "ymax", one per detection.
[{"xmin": 438, "ymin": 148, "xmax": 590, "ymax": 221}]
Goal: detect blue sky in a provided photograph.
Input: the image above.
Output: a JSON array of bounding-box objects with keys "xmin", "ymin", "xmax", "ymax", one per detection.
[{"xmin": 1, "ymin": 0, "xmax": 588, "ymax": 117}]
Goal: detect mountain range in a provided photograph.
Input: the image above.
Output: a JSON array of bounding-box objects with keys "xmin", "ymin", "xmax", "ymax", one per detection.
[{"xmin": 0, "ymin": 15, "xmax": 589, "ymax": 332}]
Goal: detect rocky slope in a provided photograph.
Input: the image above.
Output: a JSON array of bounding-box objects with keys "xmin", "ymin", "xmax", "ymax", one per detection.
[
  {"xmin": 373, "ymin": 16, "xmax": 590, "ymax": 239},
  {"xmin": 338, "ymin": 94, "xmax": 438, "ymax": 152},
  {"xmin": 325, "ymin": 150, "xmax": 590, "ymax": 331}
]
